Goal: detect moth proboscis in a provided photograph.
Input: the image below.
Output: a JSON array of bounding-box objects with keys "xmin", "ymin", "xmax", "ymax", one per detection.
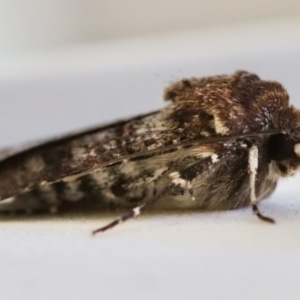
[{"xmin": 1, "ymin": 70, "xmax": 299, "ymax": 235}]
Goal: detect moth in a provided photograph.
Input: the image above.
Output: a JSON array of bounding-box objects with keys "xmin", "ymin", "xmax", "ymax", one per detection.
[{"xmin": 0, "ymin": 70, "xmax": 299, "ymax": 234}]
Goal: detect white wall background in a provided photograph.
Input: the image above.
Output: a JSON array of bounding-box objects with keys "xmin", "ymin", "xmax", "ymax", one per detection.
[{"xmin": 0, "ymin": 0, "xmax": 300, "ymax": 55}]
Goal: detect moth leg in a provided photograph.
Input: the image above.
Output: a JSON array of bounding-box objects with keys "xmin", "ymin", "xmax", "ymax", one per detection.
[
  {"xmin": 252, "ymin": 204, "xmax": 274, "ymax": 223},
  {"xmin": 92, "ymin": 153, "xmax": 218, "ymax": 234},
  {"xmin": 249, "ymin": 145, "xmax": 275, "ymax": 223},
  {"xmin": 92, "ymin": 156, "xmax": 209, "ymax": 235},
  {"xmin": 92, "ymin": 185, "xmax": 170, "ymax": 235}
]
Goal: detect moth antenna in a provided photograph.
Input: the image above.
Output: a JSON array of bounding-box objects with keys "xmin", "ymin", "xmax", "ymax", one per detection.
[{"xmin": 92, "ymin": 185, "xmax": 170, "ymax": 235}]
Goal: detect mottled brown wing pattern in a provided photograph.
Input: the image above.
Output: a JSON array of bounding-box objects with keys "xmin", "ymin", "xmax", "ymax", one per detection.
[
  {"xmin": 0, "ymin": 71, "xmax": 289, "ymax": 200},
  {"xmin": 1, "ymin": 70, "xmax": 300, "ymax": 233}
]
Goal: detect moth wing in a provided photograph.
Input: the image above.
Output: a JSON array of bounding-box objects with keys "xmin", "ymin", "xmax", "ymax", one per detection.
[
  {"xmin": 0, "ymin": 112, "xmax": 158, "ymax": 200},
  {"xmin": 0, "ymin": 101, "xmax": 275, "ymax": 203},
  {"xmin": 0, "ymin": 139, "xmax": 237, "ymax": 214},
  {"xmin": 0, "ymin": 134, "xmax": 242, "ymax": 201},
  {"xmin": 0, "ymin": 114, "xmax": 148, "ymax": 163},
  {"xmin": 0, "ymin": 140, "xmax": 53, "ymax": 162}
]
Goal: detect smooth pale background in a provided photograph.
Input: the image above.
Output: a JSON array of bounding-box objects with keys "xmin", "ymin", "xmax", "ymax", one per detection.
[{"xmin": 1, "ymin": 2, "xmax": 300, "ymax": 300}]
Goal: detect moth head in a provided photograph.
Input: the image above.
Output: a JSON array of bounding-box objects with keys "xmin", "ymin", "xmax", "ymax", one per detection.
[{"xmin": 267, "ymin": 133, "xmax": 300, "ymax": 176}]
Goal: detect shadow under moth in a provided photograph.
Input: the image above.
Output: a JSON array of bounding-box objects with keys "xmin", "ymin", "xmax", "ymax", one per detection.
[{"xmin": 0, "ymin": 70, "xmax": 299, "ymax": 234}]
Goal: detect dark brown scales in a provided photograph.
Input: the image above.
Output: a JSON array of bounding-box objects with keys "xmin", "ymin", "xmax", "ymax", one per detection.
[{"xmin": 0, "ymin": 71, "xmax": 300, "ymax": 233}]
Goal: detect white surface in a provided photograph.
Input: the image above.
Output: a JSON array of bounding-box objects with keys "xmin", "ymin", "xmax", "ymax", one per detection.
[{"xmin": 1, "ymin": 19, "xmax": 300, "ymax": 300}]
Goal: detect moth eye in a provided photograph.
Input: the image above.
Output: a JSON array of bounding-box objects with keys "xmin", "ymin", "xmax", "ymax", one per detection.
[{"xmin": 267, "ymin": 134, "xmax": 295, "ymax": 161}]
